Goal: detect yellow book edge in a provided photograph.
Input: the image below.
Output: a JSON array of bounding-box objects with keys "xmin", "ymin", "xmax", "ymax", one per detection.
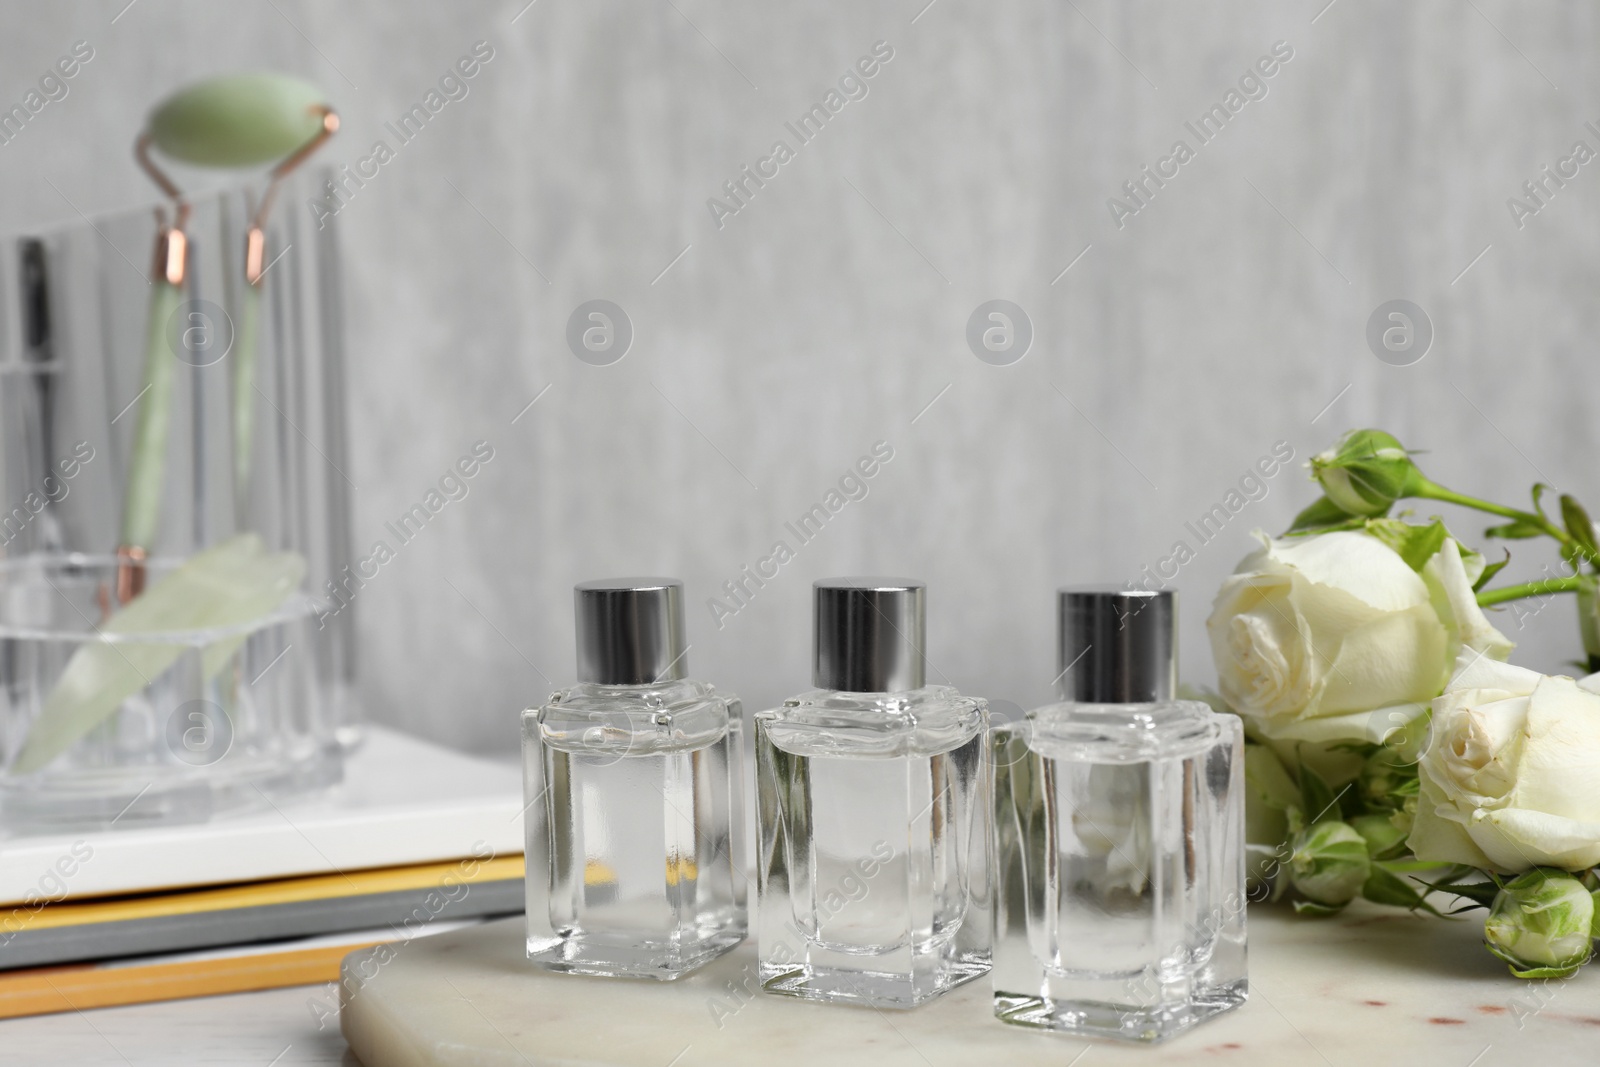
[
  {"xmin": 4, "ymin": 854, "xmax": 525, "ymax": 933},
  {"xmin": 0, "ymin": 938, "xmax": 374, "ymax": 1019}
]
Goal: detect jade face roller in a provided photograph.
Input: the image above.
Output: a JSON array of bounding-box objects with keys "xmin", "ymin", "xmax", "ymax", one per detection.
[
  {"xmin": 121, "ymin": 73, "xmax": 337, "ymax": 601},
  {"xmin": 11, "ymin": 77, "xmax": 339, "ymax": 777}
]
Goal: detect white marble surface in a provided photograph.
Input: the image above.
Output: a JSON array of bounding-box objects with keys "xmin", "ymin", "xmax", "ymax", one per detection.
[{"xmin": 339, "ymin": 905, "xmax": 1600, "ymax": 1066}]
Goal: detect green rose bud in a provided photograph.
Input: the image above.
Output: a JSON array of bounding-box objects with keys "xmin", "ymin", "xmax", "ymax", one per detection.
[
  {"xmin": 1349, "ymin": 812, "xmax": 1408, "ymax": 860},
  {"xmin": 1358, "ymin": 746, "xmax": 1416, "ymax": 810},
  {"xmin": 1289, "ymin": 820, "xmax": 1372, "ymax": 908},
  {"xmin": 1310, "ymin": 430, "xmax": 1424, "ymax": 518},
  {"xmin": 1483, "ymin": 869, "xmax": 1597, "ymax": 978}
]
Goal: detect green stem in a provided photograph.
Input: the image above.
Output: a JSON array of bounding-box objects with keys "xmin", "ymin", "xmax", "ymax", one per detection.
[
  {"xmin": 1413, "ymin": 478, "xmax": 1572, "ymax": 546},
  {"xmin": 1476, "ymin": 576, "xmax": 1584, "ymax": 606}
]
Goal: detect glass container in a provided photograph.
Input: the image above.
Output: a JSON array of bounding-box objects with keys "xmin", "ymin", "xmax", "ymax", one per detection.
[
  {"xmin": 990, "ymin": 587, "xmax": 1246, "ymax": 1042},
  {"xmin": 523, "ymin": 579, "xmax": 747, "ymax": 979},
  {"xmin": 0, "ymin": 168, "xmax": 356, "ymax": 829},
  {"xmin": 755, "ymin": 578, "xmax": 991, "ymax": 1008}
]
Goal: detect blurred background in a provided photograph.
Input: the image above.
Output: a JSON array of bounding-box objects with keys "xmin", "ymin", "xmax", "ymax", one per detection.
[{"xmin": 2, "ymin": 0, "xmax": 1596, "ymax": 756}]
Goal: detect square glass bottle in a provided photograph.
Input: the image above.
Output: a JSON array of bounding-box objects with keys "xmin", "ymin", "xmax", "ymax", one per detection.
[
  {"xmin": 523, "ymin": 578, "xmax": 746, "ymax": 979},
  {"xmin": 992, "ymin": 588, "xmax": 1246, "ymax": 1042},
  {"xmin": 756, "ymin": 578, "xmax": 991, "ymax": 1008}
]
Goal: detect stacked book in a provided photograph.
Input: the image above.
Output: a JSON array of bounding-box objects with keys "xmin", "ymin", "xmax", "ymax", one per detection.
[{"xmin": 0, "ymin": 727, "xmax": 525, "ymax": 1018}]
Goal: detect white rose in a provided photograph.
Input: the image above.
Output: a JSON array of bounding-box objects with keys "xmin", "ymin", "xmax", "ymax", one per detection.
[
  {"xmin": 1410, "ymin": 654, "xmax": 1600, "ymax": 873},
  {"xmin": 1207, "ymin": 531, "xmax": 1511, "ymax": 747}
]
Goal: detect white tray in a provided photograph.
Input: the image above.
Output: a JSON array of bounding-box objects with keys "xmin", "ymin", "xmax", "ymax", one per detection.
[{"xmin": 338, "ymin": 903, "xmax": 1598, "ymax": 1066}]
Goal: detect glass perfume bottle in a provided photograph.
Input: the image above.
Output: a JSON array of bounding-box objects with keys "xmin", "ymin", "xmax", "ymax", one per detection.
[
  {"xmin": 523, "ymin": 578, "xmax": 746, "ymax": 979},
  {"xmin": 991, "ymin": 588, "xmax": 1246, "ymax": 1042},
  {"xmin": 755, "ymin": 578, "xmax": 991, "ymax": 1008}
]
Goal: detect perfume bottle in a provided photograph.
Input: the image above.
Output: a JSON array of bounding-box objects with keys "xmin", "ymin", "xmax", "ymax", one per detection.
[
  {"xmin": 991, "ymin": 588, "xmax": 1246, "ymax": 1042},
  {"xmin": 522, "ymin": 578, "xmax": 746, "ymax": 979},
  {"xmin": 755, "ymin": 578, "xmax": 991, "ymax": 1008}
]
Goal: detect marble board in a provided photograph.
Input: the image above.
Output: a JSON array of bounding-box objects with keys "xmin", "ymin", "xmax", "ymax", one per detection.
[{"xmin": 340, "ymin": 904, "xmax": 1598, "ymax": 1066}]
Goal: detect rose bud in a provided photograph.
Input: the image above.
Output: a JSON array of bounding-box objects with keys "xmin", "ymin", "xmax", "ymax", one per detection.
[
  {"xmin": 1358, "ymin": 746, "xmax": 1413, "ymax": 810},
  {"xmin": 1349, "ymin": 812, "xmax": 1408, "ymax": 860},
  {"xmin": 1483, "ymin": 869, "xmax": 1598, "ymax": 978},
  {"xmin": 1289, "ymin": 820, "xmax": 1371, "ymax": 908},
  {"xmin": 1310, "ymin": 429, "xmax": 1423, "ymax": 517}
]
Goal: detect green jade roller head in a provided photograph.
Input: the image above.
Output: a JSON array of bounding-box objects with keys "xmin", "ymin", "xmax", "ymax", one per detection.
[
  {"xmin": 147, "ymin": 73, "xmax": 331, "ymax": 168},
  {"xmin": 142, "ymin": 74, "xmax": 338, "ymax": 285}
]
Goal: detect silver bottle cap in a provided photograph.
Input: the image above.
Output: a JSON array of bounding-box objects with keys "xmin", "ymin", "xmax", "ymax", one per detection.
[
  {"xmin": 1058, "ymin": 586, "xmax": 1175, "ymax": 703},
  {"xmin": 574, "ymin": 578, "xmax": 687, "ymax": 685},
  {"xmin": 813, "ymin": 577, "xmax": 926, "ymax": 693}
]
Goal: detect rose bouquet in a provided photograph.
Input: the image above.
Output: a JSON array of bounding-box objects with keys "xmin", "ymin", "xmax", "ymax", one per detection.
[{"xmin": 1208, "ymin": 429, "xmax": 1600, "ymax": 978}]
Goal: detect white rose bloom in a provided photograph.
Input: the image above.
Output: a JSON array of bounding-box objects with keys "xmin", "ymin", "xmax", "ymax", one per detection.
[
  {"xmin": 1421, "ymin": 538, "xmax": 1516, "ymax": 664},
  {"xmin": 1207, "ymin": 531, "xmax": 1511, "ymax": 746},
  {"xmin": 1411, "ymin": 654, "xmax": 1600, "ymax": 873}
]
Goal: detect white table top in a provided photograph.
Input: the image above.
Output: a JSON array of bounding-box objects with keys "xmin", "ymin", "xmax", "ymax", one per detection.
[{"xmin": 0, "ymin": 984, "xmax": 352, "ymax": 1066}]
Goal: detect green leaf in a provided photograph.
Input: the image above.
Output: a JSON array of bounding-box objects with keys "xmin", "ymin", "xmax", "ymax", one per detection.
[
  {"xmin": 1416, "ymin": 876, "xmax": 1501, "ymax": 910},
  {"xmin": 1364, "ymin": 517, "xmax": 1448, "ymax": 571},
  {"xmin": 1285, "ymin": 495, "xmax": 1365, "ymax": 536},
  {"xmin": 1484, "ymin": 939, "xmax": 1587, "ymax": 980},
  {"xmin": 1340, "ymin": 782, "xmax": 1366, "ymax": 822},
  {"xmin": 1485, "ymin": 521, "xmax": 1544, "ymax": 540},
  {"xmin": 1473, "ymin": 550, "xmax": 1512, "ymax": 592},
  {"xmin": 1298, "ymin": 761, "xmax": 1341, "ymax": 825},
  {"xmin": 1382, "ymin": 859, "xmax": 1460, "ymax": 873},
  {"xmin": 1533, "ymin": 483, "xmax": 1553, "ymax": 522},
  {"xmin": 1561, "ymin": 494, "xmax": 1600, "ymax": 565},
  {"xmin": 1293, "ymin": 899, "xmax": 1347, "ymax": 917},
  {"xmin": 1445, "ymin": 902, "xmax": 1490, "ymax": 916},
  {"xmin": 1443, "ymin": 863, "xmax": 1486, "ymax": 881},
  {"xmin": 1505, "ymin": 962, "xmax": 1585, "ymax": 979},
  {"xmin": 1363, "ymin": 864, "xmax": 1446, "ymax": 916}
]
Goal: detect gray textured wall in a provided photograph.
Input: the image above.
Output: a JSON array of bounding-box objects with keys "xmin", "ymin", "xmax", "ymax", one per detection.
[{"xmin": 3, "ymin": 1, "xmax": 1596, "ymax": 755}]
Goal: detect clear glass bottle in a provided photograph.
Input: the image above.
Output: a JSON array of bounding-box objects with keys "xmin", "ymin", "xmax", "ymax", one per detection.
[
  {"xmin": 992, "ymin": 588, "xmax": 1246, "ymax": 1043},
  {"xmin": 756, "ymin": 578, "xmax": 991, "ymax": 1008},
  {"xmin": 523, "ymin": 578, "xmax": 746, "ymax": 979}
]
